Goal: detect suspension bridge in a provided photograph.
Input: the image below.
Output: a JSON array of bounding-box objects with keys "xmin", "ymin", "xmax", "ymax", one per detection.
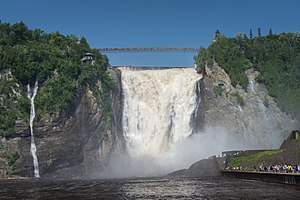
[
  {"xmin": 98, "ymin": 47, "xmax": 200, "ymax": 53},
  {"xmin": 97, "ymin": 47, "xmax": 200, "ymax": 68}
]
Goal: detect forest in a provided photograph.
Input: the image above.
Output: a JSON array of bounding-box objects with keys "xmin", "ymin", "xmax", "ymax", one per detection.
[
  {"xmin": 195, "ymin": 29, "xmax": 300, "ymax": 120},
  {"xmin": 0, "ymin": 21, "xmax": 114, "ymax": 137},
  {"xmin": 1, "ymin": 22, "xmax": 300, "ymax": 136}
]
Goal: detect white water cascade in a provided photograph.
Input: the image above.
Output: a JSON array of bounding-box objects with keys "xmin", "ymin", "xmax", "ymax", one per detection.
[
  {"xmin": 27, "ymin": 81, "xmax": 40, "ymax": 178},
  {"xmin": 119, "ymin": 67, "xmax": 202, "ymax": 175}
]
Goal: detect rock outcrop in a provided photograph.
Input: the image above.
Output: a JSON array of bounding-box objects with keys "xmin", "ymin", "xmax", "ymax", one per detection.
[
  {"xmin": 167, "ymin": 156, "xmax": 220, "ymax": 177},
  {"xmin": 198, "ymin": 63, "xmax": 296, "ymax": 149},
  {"xmin": 0, "ymin": 69, "xmax": 124, "ymax": 178},
  {"xmin": 1, "ymin": 63, "xmax": 298, "ymax": 178}
]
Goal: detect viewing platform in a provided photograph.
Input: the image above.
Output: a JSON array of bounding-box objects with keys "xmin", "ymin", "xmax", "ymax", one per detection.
[{"xmin": 221, "ymin": 170, "xmax": 300, "ymax": 186}]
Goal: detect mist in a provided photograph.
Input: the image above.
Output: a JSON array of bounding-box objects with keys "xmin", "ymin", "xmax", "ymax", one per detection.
[
  {"xmin": 101, "ymin": 126, "xmax": 258, "ymax": 178},
  {"xmin": 98, "ymin": 67, "xmax": 292, "ymax": 179}
]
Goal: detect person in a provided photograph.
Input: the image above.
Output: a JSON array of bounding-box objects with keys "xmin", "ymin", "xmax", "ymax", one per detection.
[
  {"xmin": 259, "ymin": 165, "xmax": 263, "ymax": 171},
  {"xmin": 288, "ymin": 165, "xmax": 292, "ymax": 173}
]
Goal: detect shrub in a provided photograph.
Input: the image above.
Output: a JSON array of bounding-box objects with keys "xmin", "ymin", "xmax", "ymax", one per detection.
[
  {"xmin": 233, "ymin": 92, "xmax": 245, "ymax": 107},
  {"xmin": 213, "ymin": 85, "xmax": 223, "ymax": 96}
]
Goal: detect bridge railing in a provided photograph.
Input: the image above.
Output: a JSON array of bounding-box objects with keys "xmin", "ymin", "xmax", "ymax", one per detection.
[
  {"xmin": 110, "ymin": 65, "xmax": 194, "ymax": 69},
  {"xmin": 98, "ymin": 47, "xmax": 200, "ymax": 53}
]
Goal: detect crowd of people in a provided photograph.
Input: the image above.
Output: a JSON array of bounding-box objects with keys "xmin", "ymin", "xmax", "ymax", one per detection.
[
  {"xmin": 226, "ymin": 164, "xmax": 300, "ymax": 174},
  {"xmin": 256, "ymin": 164, "xmax": 300, "ymax": 173}
]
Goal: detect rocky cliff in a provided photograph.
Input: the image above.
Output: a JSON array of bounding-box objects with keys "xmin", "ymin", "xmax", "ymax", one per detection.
[
  {"xmin": 0, "ymin": 69, "xmax": 124, "ymax": 178},
  {"xmin": 0, "ymin": 63, "xmax": 298, "ymax": 179},
  {"xmin": 167, "ymin": 156, "xmax": 221, "ymax": 177},
  {"xmin": 198, "ymin": 63, "xmax": 296, "ymax": 149}
]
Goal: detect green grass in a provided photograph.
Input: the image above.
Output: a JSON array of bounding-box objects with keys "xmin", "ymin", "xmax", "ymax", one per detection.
[{"xmin": 228, "ymin": 149, "xmax": 285, "ymax": 167}]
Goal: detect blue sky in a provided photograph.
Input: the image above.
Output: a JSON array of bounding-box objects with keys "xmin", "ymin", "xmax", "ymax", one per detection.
[{"xmin": 1, "ymin": 0, "xmax": 300, "ymax": 66}]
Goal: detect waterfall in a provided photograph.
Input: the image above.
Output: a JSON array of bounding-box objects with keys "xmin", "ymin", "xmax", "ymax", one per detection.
[
  {"xmin": 119, "ymin": 67, "xmax": 202, "ymax": 174},
  {"xmin": 27, "ymin": 81, "xmax": 40, "ymax": 178}
]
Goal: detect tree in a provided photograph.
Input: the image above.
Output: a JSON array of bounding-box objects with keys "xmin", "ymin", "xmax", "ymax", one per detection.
[
  {"xmin": 215, "ymin": 30, "xmax": 221, "ymax": 39},
  {"xmin": 10, "ymin": 21, "xmax": 29, "ymax": 45},
  {"xmin": 258, "ymin": 28, "xmax": 262, "ymax": 37},
  {"xmin": 0, "ymin": 21, "xmax": 112, "ymax": 120},
  {"xmin": 194, "ymin": 29, "xmax": 300, "ymax": 120},
  {"xmin": 250, "ymin": 29, "xmax": 253, "ymax": 40},
  {"xmin": 269, "ymin": 28, "xmax": 273, "ymax": 37}
]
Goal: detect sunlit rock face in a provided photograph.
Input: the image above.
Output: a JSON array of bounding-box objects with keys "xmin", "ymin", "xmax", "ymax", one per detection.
[
  {"xmin": 201, "ymin": 64, "xmax": 296, "ymax": 149},
  {"xmin": 0, "ymin": 64, "xmax": 296, "ymax": 179},
  {"xmin": 105, "ymin": 65, "xmax": 296, "ymax": 178},
  {"xmin": 1, "ymin": 69, "xmax": 124, "ymax": 178}
]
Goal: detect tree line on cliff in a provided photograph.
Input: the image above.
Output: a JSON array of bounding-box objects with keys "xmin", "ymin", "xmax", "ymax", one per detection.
[
  {"xmin": 0, "ymin": 21, "xmax": 114, "ymax": 137},
  {"xmin": 195, "ymin": 29, "xmax": 300, "ymax": 120}
]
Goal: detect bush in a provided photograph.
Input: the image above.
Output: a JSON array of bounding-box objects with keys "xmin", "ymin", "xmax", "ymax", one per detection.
[
  {"xmin": 233, "ymin": 92, "xmax": 245, "ymax": 107},
  {"xmin": 7, "ymin": 152, "xmax": 20, "ymax": 169},
  {"xmin": 263, "ymin": 96, "xmax": 269, "ymax": 108},
  {"xmin": 213, "ymin": 85, "xmax": 223, "ymax": 96}
]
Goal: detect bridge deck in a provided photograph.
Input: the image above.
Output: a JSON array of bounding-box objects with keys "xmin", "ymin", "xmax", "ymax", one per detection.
[
  {"xmin": 110, "ymin": 65, "xmax": 194, "ymax": 69},
  {"xmin": 98, "ymin": 47, "xmax": 200, "ymax": 53}
]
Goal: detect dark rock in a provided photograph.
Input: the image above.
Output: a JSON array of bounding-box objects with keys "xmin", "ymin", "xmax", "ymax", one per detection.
[
  {"xmin": 280, "ymin": 129, "xmax": 300, "ymax": 149},
  {"xmin": 188, "ymin": 157, "xmax": 220, "ymax": 177},
  {"xmin": 190, "ymin": 80, "xmax": 206, "ymax": 134},
  {"xmin": 167, "ymin": 156, "xmax": 220, "ymax": 177},
  {"xmin": 167, "ymin": 169, "xmax": 189, "ymax": 177},
  {"xmin": 13, "ymin": 120, "xmax": 29, "ymax": 138},
  {"xmin": 15, "ymin": 69, "xmax": 124, "ymax": 178}
]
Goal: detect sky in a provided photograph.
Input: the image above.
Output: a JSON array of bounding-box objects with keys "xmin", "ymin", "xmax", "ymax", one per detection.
[{"xmin": 1, "ymin": 0, "xmax": 300, "ymax": 66}]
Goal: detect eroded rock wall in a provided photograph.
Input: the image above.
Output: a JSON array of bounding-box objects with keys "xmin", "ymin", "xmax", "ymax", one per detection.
[
  {"xmin": 0, "ymin": 69, "xmax": 124, "ymax": 178},
  {"xmin": 199, "ymin": 63, "xmax": 296, "ymax": 149}
]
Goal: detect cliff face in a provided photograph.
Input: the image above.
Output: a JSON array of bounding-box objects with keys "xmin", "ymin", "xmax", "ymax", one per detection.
[
  {"xmin": 199, "ymin": 63, "xmax": 296, "ymax": 149},
  {"xmin": 0, "ymin": 64, "xmax": 297, "ymax": 178},
  {"xmin": 0, "ymin": 69, "xmax": 124, "ymax": 178}
]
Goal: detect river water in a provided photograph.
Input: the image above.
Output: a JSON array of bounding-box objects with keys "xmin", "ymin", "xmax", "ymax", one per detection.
[{"xmin": 0, "ymin": 176, "xmax": 299, "ymax": 199}]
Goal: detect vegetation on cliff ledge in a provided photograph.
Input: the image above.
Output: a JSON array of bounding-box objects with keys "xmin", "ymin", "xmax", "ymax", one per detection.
[
  {"xmin": 0, "ymin": 21, "xmax": 114, "ymax": 137},
  {"xmin": 195, "ymin": 29, "xmax": 300, "ymax": 120},
  {"xmin": 227, "ymin": 149, "xmax": 285, "ymax": 169}
]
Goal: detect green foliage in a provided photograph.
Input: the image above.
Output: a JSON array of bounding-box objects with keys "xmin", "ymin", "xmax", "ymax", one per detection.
[
  {"xmin": 263, "ymin": 96, "xmax": 269, "ymax": 108},
  {"xmin": 258, "ymin": 28, "xmax": 262, "ymax": 37},
  {"xmin": 232, "ymin": 92, "xmax": 245, "ymax": 107},
  {"xmin": 36, "ymin": 75, "xmax": 77, "ymax": 115},
  {"xmin": 90, "ymin": 71, "xmax": 116, "ymax": 121},
  {"xmin": 0, "ymin": 77, "xmax": 21, "ymax": 137},
  {"xmin": 0, "ymin": 21, "xmax": 113, "ymax": 136},
  {"xmin": 7, "ymin": 152, "xmax": 20, "ymax": 169},
  {"xmin": 195, "ymin": 30, "xmax": 300, "ymax": 120},
  {"xmin": 228, "ymin": 149, "xmax": 285, "ymax": 167},
  {"xmin": 213, "ymin": 85, "xmax": 223, "ymax": 96},
  {"xmin": 0, "ymin": 152, "xmax": 20, "ymax": 170}
]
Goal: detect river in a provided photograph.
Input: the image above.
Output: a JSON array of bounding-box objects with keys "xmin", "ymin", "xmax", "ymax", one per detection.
[{"xmin": 0, "ymin": 176, "xmax": 299, "ymax": 199}]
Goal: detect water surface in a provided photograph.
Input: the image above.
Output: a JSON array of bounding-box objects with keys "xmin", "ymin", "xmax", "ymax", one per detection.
[{"xmin": 0, "ymin": 176, "xmax": 299, "ymax": 199}]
